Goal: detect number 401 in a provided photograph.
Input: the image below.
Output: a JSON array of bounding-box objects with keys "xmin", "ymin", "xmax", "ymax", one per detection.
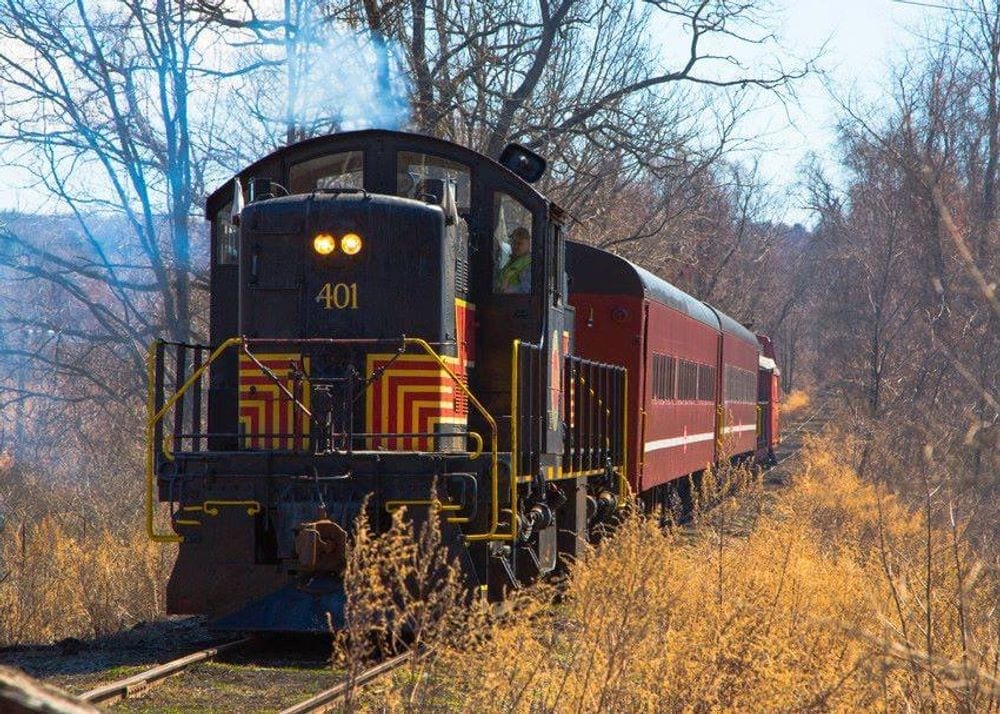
[{"xmin": 315, "ymin": 282, "xmax": 359, "ymax": 310}]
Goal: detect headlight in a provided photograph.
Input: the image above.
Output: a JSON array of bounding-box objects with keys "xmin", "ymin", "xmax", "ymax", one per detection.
[
  {"xmin": 341, "ymin": 233, "xmax": 363, "ymax": 255},
  {"xmin": 313, "ymin": 233, "xmax": 336, "ymax": 255}
]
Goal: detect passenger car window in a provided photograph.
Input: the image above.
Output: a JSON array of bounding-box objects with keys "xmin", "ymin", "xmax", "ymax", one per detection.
[
  {"xmin": 493, "ymin": 192, "xmax": 533, "ymax": 294},
  {"xmin": 289, "ymin": 151, "xmax": 364, "ymax": 193},
  {"xmin": 396, "ymin": 152, "xmax": 471, "ymax": 209}
]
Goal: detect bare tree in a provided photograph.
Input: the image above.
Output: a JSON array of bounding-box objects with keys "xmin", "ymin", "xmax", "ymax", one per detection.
[
  {"xmin": 202, "ymin": 0, "xmax": 810, "ymax": 257},
  {"xmin": 0, "ymin": 0, "xmax": 248, "ymax": 493},
  {"xmin": 801, "ymin": 10, "xmax": 999, "ymax": 534}
]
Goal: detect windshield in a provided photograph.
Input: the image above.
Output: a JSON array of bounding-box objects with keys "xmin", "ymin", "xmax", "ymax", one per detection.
[{"xmin": 396, "ymin": 152, "xmax": 471, "ymax": 210}]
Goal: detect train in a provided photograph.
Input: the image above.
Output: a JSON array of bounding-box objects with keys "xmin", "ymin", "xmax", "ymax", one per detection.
[{"xmin": 146, "ymin": 130, "xmax": 781, "ymax": 632}]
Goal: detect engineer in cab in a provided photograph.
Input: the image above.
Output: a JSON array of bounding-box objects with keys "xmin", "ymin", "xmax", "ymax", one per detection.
[{"xmin": 497, "ymin": 227, "xmax": 531, "ymax": 293}]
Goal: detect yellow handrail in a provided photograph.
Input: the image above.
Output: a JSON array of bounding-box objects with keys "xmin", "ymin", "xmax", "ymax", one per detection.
[
  {"xmin": 146, "ymin": 337, "xmax": 242, "ymax": 543},
  {"xmin": 385, "ymin": 499, "xmax": 470, "ymax": 524},
  {"xmin": 146, "ymin": 336, "xmax": 504, "ymax": 544},
  {"xmin": 199, "ymin": 500, "xmax": 262, "ymax": 517},
  {"xmin": 403, "ymin": 338, "xmax": 508, "ymax": 542},
  {"xmin": 467, "ymin": 430, "xmax": 483, "ymax": 460},
  {"xmin": 508, "ymin": 340, "xmax": 520, "ymax": 542},
  {"xmin": 620, "ymin": 369, "xmax": 630, "ymax": 501},
  {"xmin": 177, "ymin": 500, "xmax": 263, "ymax": 527}
]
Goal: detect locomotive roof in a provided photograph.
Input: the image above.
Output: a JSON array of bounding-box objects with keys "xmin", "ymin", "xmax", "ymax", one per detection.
[
  {"xmin": 567, "ymin": 241, "xmax": 759, "ymax": 346},
  {"xmin": 205, "ymin": 129, "xmax": 548, "ymax": 218}
]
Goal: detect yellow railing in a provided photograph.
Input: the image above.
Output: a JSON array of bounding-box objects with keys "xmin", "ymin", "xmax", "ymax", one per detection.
[
  {"xmin": 385, "ymin": 499, "xmax": 470, "ymax": 524},
  {"xmin": 404, "ymin": 338, "xmax": 505, "ymax": 542},
  {"xmin": 507, "ymin": 339, "xmax": 522, "ymax": 542},
  {"xmin": 176, "ymin": 500, "xmax": 263, "ymax": 527},
  {"xmin": 146, "ymin": 336, "xmax": 502, "ymax": 544},
  {"xmin": 621, "ymin": 369, "xmax": 630, "ymax": 500},
  {"xmin": 508, "ymin": 341, "xmax": 631, "ymax": 537},
  {"xmin": 146, "ymin": 337, "xmax": 242, "ymax": 543}
]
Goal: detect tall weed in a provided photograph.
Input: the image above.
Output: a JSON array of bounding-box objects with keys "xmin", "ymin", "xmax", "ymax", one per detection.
[
  {"xmin": 361, "ymin": 434, "xmax": 999, "ymax": 712},
  {"xmin": 0, "ymin": 517, "xmax": 172, "ymax": 645}
]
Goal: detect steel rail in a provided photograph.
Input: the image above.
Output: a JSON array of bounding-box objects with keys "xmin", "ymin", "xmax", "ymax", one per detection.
[
  {"xmin": 279, "ymin": 650, "xmax": 414, "ymax": 714},
  {"xmin": 771, "ymin": 395, "xmax": 834, "ymax": 464},
  {"xmin": 79, "ymin": 637, "xmax": 254, "ymax": 706}
]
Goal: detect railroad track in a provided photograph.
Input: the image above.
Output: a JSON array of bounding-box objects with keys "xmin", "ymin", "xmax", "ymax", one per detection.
[
  {"xmin": 773, "ymin": 394, "xmax": 835, "ymax": 464},
  {"xmin": 678, "ymin": 393, "xmax": 835, "ymax": 532},
  {"xmin": 77, "ymin": 637, "xmax": 413, "ymax": 712},
  {"xmin": 79, "ymin": 637, "xmax": 255, "ymax": 707},
  {"xmin": 279, "ymin": 650, "xmax": 414, "ymax": 714}
]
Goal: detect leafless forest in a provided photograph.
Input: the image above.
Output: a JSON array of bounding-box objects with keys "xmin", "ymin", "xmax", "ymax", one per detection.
[{"xmin": 0, "ymin": 0, "xmax": 996, "ymax": 709}]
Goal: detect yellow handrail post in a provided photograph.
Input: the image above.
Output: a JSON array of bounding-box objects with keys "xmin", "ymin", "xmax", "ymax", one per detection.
[
  {"xmin": 403, "ymin": 338, "xmax": 510, "ymax": 542},
  {"xmin": 146, "ymin": 337, "xmax": 242, "ymax": 544},
  {"xmin": 509, "ymin": 340, "xmax": 519, "ymax": 543},
  {"xmin": 620, "ymin": 368, "xmax": 630, "ymax": 500}
]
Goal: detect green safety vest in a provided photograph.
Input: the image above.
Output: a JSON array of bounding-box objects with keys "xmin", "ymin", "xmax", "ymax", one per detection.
[{"xmin": 498, "ymin": 253, "xmax": 530, "ymax": 292}]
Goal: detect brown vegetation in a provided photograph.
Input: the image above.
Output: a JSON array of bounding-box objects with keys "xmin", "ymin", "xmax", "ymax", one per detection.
[
  {"xmin": 351, "ymin": 434, "xmax": 998, "ymax": 712},
  {"xmin": 1, "ymin": 419, "xmax": 995, "ymax": 712},
  {"xmin": 0, "ymin": 5, "xmax": 993, "ymax": 712},
  {"xmin": 782, "ymin": 389, "xmax": 810, "ymax": 414},
  {"xmin": 0, "ymin": 515, "xmax": 173, "ymax": 646}
]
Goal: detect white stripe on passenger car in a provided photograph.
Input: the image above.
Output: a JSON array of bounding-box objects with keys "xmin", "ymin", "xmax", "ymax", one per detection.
[
  {"xmin": 723, "ymin": 423, "xmax": 757, "ymax": 434},
  {"xmin": 644, "ymin": 432, "xmax": 716, "ymax": 453}
]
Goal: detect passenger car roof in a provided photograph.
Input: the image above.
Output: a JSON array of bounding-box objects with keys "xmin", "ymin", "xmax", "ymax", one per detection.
[{"xmin": 567, "ymin": 241, "xmax": 758, "ymax": 346}]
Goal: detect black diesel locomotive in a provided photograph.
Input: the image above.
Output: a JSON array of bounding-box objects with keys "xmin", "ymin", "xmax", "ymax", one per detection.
[
  {"xmin": 149, "ymin": 131, "xmax": 626, "ymax": 631},
  {"xmin": 147, "ymin": 130, "xmax": 779, "ymax": 631}
]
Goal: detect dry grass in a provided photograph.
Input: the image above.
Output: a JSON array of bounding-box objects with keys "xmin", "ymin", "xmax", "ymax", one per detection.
[
  {"xmin": 0, "ymin": 517, "xmax": 173, "ymax": 645},
  {"xmin": 354, "ymin": 434, "xmax": 999, "ymax": 712},
  {"xmin": 782, "ymin": 389, "xmax": 811, "ymax": 413},
  {"xmin": 2, "ymin": 428, "xmax": 994, "ymax": 714}
]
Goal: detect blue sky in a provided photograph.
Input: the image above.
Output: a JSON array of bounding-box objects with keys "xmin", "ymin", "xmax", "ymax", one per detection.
[
  {"xmin": 0, "ymin": 1, "xmax": 937, "ymax": 222},
  {"xmin": 737, "ymin": 0, "xmax": 936, "ymax": 224}
]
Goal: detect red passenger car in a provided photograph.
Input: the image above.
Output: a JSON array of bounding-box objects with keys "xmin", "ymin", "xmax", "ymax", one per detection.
[
  {"xmin": 756, "ymin": 334, "xmax": 781, "ymax": 463},
  {"xmin": 567, "ymin": 242, "xmax": 772, "ymax": 502}
]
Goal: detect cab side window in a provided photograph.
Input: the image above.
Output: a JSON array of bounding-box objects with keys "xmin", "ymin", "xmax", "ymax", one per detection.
[
  {"xmin": 396, "ymin": 151, "xmax": 472, "ymax": 258},
  {"xmin": 493, "ymin": 192, "xmax": 533, "ymax": 294},
  {"xmin": 214, "ymin": 205, "xmax": 240, "ymax": 266}
]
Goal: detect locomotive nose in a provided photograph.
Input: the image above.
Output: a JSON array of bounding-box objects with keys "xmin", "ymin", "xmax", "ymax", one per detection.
[
  {"xmin": 236, "ymin": 191, "xmax": 472, "ymax": 454},
  {"xmin": 240, "ymin": 192, "xmax": 452, "ymax": 343}
]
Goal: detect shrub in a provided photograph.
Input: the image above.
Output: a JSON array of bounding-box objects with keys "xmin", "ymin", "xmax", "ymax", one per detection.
[{"xmin": 0, "ymin": 516, "xmax": 173, "ymax": 645}]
